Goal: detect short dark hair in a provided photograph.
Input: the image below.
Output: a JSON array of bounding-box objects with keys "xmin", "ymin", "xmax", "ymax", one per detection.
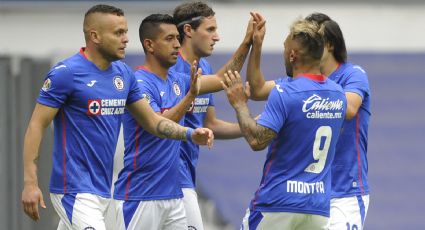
[
  {"xmin": 139, "ymin": 14, "xmax": 175, "ymax": 53},
  {"xmin": 173, "ymin": 1, "xmax": 215, "ymax": 43},
  {"xmin": 289, "ymin": 18, "xmax": 325, "ymax": 64},
  {"xmin": 85, "ymin": 4, "xmax": 124, "ymax": 18},
  {"xmin": 306, "ymin": 13, "xmax": 347, "ymax": 63}
]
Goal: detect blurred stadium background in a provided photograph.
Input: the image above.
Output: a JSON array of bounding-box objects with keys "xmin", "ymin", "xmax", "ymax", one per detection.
[{"xmin": 1, "ymin": 0, "xmax": 424, "ymax": 229}]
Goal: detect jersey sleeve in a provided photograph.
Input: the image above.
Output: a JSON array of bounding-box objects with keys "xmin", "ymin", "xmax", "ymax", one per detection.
[
  {"xmin": 137, "ymin": 76, "xmax": 161, "ymax": 113},
  {"xmin": 257, "ymin": 85, "xmax": 288, "ymax": 133},
  {"xmin": 37, "ymin": 64, "xmax": 74, "ymax": 108},
  {"xmin": 344, "ymin": 66, "xmax": 370, "ymax": 99},
  {"xmin": 124, "ymin": 65, "xmax": 143, "ymax": 105}
]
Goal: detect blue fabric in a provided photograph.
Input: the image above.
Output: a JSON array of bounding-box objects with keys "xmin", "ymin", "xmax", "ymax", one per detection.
[
  {"xmin": 328, "ymin": 63, "xmax": 371, "ymax": 198},
  {"xmin": 114, "ymin": 68, "xmax": 189, "ymax": 200},
  {"xmin": 38, "ymin": 49, "xmax": 142, "ymax": 197},
  {"xmin": 170, "ymin": 54, "xmax": 215, "ymax": 189},
  {"xmin": 123, "ymin": 200, "xmax": 140, "ymax": 229},
  {"xmin": 251, "ymin": 75, "xmax": 346, "ymax": 217},
  {"xmin": 61, "ymin": 193, "xmax": 76, "ymax": 224}
]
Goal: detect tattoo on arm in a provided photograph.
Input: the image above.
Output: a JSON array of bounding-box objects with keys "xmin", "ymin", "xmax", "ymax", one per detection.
[
  {"xmin": 156, "ymin": 119, "xmax": 186, "ymax": 141},
  {"xmin": 236, "ymin": 106, "xmax": 276, "ymax": 149},
  {"xmin": 226, "ymin": 52, "xmax": 248, "ymax": 72}
]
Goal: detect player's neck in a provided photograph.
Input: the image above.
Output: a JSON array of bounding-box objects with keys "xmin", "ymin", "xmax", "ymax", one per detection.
[
  {"xmin": 180, "ymin": 43, "xmax": 200, "ymax": 64},
  {"xmin": 321, "ymin": 57, "xmax": 340, "ymax": 77},
  {"xmin": 84, "ymin": 46, "xmax": 111, "ymax": 71},
  {"xmin": 145, "ymin": 56, "xmax": 169, "ymax": 80},
  {"xmin": 293, "ymin": 65, "xmax": 322, "ymax": 79}
]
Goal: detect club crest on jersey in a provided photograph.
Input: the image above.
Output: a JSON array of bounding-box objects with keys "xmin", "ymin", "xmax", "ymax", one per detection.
[
  {"xmin": 113, "ymin": 76, "xmax": 124, "ymax": 91},
  {"xmin": 87, "ymin": 99, "xmax": 102, "ymax": 115},
  {"xmin": 41, "ymin": 78, "xmax": 52, "ymax": 91},
  {"xmin": 173, "ymin": 82, "xmax": 181, "ymax": 96}
]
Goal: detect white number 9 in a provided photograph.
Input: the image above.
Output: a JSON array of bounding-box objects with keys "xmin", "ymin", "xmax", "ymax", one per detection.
[{"xmin": 304, "ymin": 126, "xmax": 332, "ymax": 174}]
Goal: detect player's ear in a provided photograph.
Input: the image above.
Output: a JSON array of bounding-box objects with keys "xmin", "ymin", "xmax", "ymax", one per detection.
[
  {"xmin": 89, "ymin": 30, "xmax": 101, "ymax": 44},
  {"xmin": 183, "ymin": 24, "xmax": 193, "ymax": 39},
  {"xmin": 289, "ymin": 49, "xmax": 296, "ymax": 63},
  {"xmin": 143, "ymin": 39, "xmax": 154, "ymax": 54}
]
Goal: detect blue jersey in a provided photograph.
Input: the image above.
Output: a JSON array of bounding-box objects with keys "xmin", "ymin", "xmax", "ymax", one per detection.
[
  {"xmin": 170, "ymin": 54, "xmax": 215, "ymax": 188},
  {"xmin": 328, "ymin": 63, "xmax": 371, "ymax": 198},
  {"xmin": 251, "ymin": 74, "xmax": 346, "ymax": 217},
  {"xmin": 37, "ymin": 48, "xmax": 141, "ymax": 197},
  {"xmin": 114, "ymin": 67, "xmax": 191, "ymax": 201}
]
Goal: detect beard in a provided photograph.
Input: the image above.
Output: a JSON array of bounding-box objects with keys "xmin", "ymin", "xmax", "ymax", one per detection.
[{"xmin": 99, "ymin": 45, "xmax": 122, "ymax": 62}]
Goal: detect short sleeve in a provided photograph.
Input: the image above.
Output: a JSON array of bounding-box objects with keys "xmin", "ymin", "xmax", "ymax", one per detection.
[
  {"xmin": 37, "ymin": 64, "xmax": 74, "ymax": 108},
  {"xmin": 344, "ymin": 66, "xmax": 370, "ymax": 99},
  {"xmin": 137, "ymin": 78, "xmax": 160, "ymax": 113},
  {"xmin": 124, "ymin": 66, "xmax": 142, "ymax": 105},
  {"xmin": 257, "ymin": 86, "xmax": 287, "ymax": 133}
]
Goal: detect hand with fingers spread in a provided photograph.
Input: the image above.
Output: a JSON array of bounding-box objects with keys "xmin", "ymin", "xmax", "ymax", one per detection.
[
  {"xmin": 250, "ymin": 12, "xmax": 266, "ymax": 46},
  {"xmin": 189, "ymin": 60, "xmax": 202, "ymax": 97},
  {"xmin": 22, "ymin": 182, "xmax": 46, "ymax": 221},
  {"xmin": 191, "ymin": 127, "xmax": 214, "ymax": 149},
  {"xmin": 220, "ymin": 70, "xmax": 250, "ymax": 110}
]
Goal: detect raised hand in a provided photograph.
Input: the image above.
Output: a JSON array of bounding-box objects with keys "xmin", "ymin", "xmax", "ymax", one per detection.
[
  {"xmin": 22, "ymin": 183, "xmax": 46, "ymax": 221},
  {"xmin": 221, "ymin": 70, "xmax": 249, "ymax": 109},
  {"xmin": 189, "ymin": 60, "xmax": 202, "ymax": 96},
  {"xmin": 250, "ymin": 12, "xmax": 266, "ymax": 46},
  {"xmin": 191, "ymin": 128, "xmax": 214, "ymax": 148}
]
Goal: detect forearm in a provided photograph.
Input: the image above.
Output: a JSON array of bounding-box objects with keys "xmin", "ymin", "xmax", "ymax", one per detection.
[
  {"xmin": 247, "ymin": 42, "xmax": 269, "ymax": 100},
  {"xmin": 216, "ymin": 38, "xmax": 251, "ymax": 77},
  {"xmin": 205, "ymin": 119, "xmax": 242, "ymax": 139},
  {"xmin": 162, "ymin": 93, "xmax": 195, "ymax": 122},
  {"xmin": 23, "ymin": 123, "xmax": 45, "ymax": 185},
  {"xmin": 234, "ymin": 104, "xmax": 271, "ymax": 150}
]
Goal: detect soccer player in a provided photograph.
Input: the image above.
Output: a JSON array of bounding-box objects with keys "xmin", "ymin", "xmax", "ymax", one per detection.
[
  {"xmin": 113, "ymin": 14, "xmax": 203, "ymax": 230},
  {"xmin": 21, "ymin": 5, "xmax": 213, "ymax": 230},
  {"xmin": 306, "ymin": 13, "xmax": 371, "ymax": 230},
  {"xmin": 222, "ymin": 18, "xmax": 346, "ymax": 229},
  {"xmin": 171, "ymin": 2, "xmax": 263, "ymax": 229},
  {"xmin": 247, "ymin": 12, "xmax": 371, "ymax": 230}
]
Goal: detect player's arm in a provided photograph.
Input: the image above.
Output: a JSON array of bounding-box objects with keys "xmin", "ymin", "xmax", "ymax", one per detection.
[
  {"xmin": 345, "ymin": 92, "xmax": 363, "ymax": 120},
  {"xmin": 221, "ymin": 71, "xmax": 276, "ymax": 150},
  {"xmin": 197, "ymin": 12, "xmax": 266, "ymax": 94},
  {"xmin": 203, "ymin": 106, "xmax": 242, "ymax": 139},
  {"xmin": 22, "ymin": 103, "xmax": 58, "ymax": 221},
  {"xmin": 161, "ymin": 68, "xmax": 201, "ymax": 122},
  {"xmin": 247, "ymin": 12, "xmax": 275, "ymax": 101},
  {"xmin": 127, "ymin": 99, "xmax": 213, "ymax": 147}
]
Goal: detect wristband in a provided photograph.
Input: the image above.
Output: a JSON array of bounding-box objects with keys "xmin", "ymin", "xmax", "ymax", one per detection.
[{"xmin": 186, "ymin": 128, "xmax": 194, "ymax": 143}]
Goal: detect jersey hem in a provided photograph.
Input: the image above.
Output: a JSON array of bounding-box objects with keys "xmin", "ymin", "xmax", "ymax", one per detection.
[
  {"xmin": 113, "ymin": 193, "xmax": 183, "ymax": 201},
  {"xmin": 331, "ymin": 190, "xmax": 370, "ymax": 199},
  {"xmin": 49, "ymin": 189, "xmax": 111, "ymax": 198},
  {"xmin": 251, "ymin": 207, "xmax": 329, "ymax": 217}
]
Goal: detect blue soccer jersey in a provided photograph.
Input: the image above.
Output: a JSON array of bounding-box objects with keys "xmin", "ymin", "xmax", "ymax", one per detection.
[
  {"xmin": 251, "ymin": 74, "xmax": 346, "ymax": 217},
  {"xmin": 114, "ymin": 66, "xmax": 191, "ymax": 201},
  {"xmin": 37, "ymin": 48, "xmax": 142, "ymax": 197},
  {"xmin": 170, "ymin": 54, "xmax": 215, "ymax": 188},
  {"xmin": 328, "ymin": 63, "xmax": 371, "ymax": 198}
]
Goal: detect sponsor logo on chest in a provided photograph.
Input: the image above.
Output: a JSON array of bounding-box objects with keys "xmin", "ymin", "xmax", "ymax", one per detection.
[
  {"xmin": 302, "ymin": 94, "xmax": 344, "ymax": 119},
  {"xmin": 87, "ymin": 99, "xmax": 126, "ymax": 116}
]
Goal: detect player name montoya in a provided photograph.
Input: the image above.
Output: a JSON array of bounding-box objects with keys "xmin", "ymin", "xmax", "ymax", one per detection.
[
  {"xmin": 302, "ymin": 94, "xmax": 344, "ymax": 119},
  {"xmin": 287, "ymin": 180, "xmax": 325, "ymax": 194}
]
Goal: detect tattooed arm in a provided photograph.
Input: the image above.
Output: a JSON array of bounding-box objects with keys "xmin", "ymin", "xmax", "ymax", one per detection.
[
  {"xmin": 221, "ymin": 71, "xmax": 276, "ymax": 151},
  {"xmin": 22, "ymin": 103, "xmax": 57, "ymax": 221},
  {"xmin": 127, "ymin": 99, "xmax": 213, "ymax": 147}
]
